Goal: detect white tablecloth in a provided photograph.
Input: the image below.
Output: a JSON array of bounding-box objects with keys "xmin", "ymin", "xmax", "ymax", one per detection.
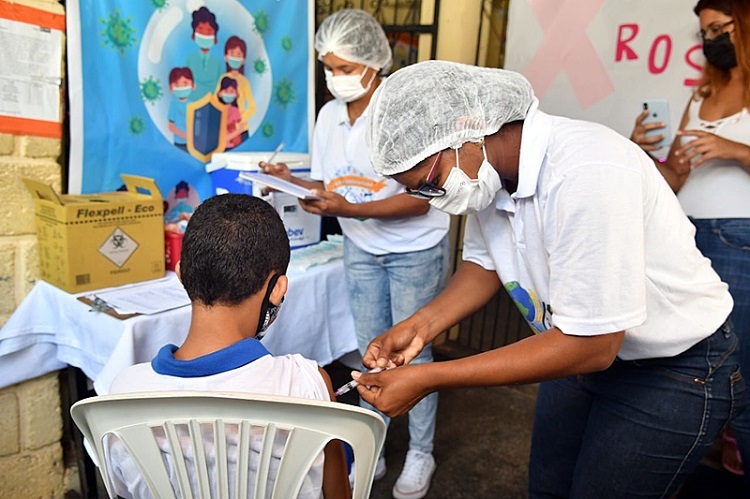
[{"xmin": 0, "ymin": 260, "xmax": 358, "ymax": 394}]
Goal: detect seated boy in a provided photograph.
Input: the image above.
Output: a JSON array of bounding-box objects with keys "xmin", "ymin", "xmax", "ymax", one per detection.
[{"xmin": 108, "ymin": 193, "xmax": 351, "ymax": 499}]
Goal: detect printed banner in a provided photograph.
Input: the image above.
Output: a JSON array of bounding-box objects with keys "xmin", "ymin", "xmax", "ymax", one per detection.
[
  {"xmin": 67, "ymin": 0, "xmax": 313, "ymax": 207},
  {"xmin": 505, "ymin": 0, "xmax": 701, "ymax": 141}
]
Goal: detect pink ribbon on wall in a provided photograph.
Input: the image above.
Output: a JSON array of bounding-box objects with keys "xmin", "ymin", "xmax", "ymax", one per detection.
[{"xmin": 523, "ymin": 0, "xmax": 614, "ymax": 109}]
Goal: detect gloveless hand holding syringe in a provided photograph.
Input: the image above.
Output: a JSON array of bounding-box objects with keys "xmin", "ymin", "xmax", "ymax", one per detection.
[{"xmin": 334, "ymin": 366, "xmax": 384, "ymax": 397}]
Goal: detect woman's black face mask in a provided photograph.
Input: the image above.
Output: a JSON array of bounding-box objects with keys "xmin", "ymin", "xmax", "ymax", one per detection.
[{"xmin": 703, "ymin": 32, "xmax": 738, "ymax": 70}]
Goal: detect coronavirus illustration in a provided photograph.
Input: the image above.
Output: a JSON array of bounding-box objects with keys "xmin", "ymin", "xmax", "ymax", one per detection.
[
  {"xmin": 260, "ymin": 122, "xmax": 274, "ymax": 138},
  {"xmin": 150, "ymin": 0, "xmax": 168, "ymax": 10},
  {"xmin": 273, "ymin": 78, "xmax": 295, "ymax": 110},
  {"xmin": 128, "ymin": 116, "xmax": 146, "ymax": 136},
  {"xmin": 281, "ymin": 36, "xmax": 293, "ymax": 52},
  {"xmin": 100, "ymin": 10, "xmax": 138, "ymax": 55},
  {"xmin": 253, "ymin": 58, "xmax": 268, "ymax": 75},
  {"xmin": 253, "ymin": 10, "xmax": 269, "ymax": 35},
  {"xmin": 139, "ymin": 76, "xmax": 163, "ymax": 105}
]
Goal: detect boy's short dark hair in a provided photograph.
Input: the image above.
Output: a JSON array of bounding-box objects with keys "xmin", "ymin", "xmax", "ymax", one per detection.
[{"xmin": 180, "ymin": 194, "xmax": 290, "ymax": 306}]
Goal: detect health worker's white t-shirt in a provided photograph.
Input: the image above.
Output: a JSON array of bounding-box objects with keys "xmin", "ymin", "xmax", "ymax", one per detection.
[
  {"xmin": 462, "ymin": 100, "xmax": 733, "ymax": 360},
  {"xmin": 311, "ymin": 97, "xmax": 450, "ymax": 255}
]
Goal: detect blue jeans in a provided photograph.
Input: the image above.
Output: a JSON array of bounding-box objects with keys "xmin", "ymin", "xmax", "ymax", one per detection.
[
  {"xmin": 692, "ymin": 218, "xmax": 750, "ymax": 482},
  {"xmin": 344, "ymin": 235, "xmax": 451, "ymax": 454},
  {"xmin": 529, "ymin": 323, "xmax": 746, "ymax": 499}
]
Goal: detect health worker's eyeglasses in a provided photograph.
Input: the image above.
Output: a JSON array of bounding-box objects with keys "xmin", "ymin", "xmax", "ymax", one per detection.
[
  {"xmin": 405, "ymin": 150, "xmax": 447, "ymax": 199},
  {"xmin": 697, "ymin": 20, "xmax": 734, "ymax": 41}
]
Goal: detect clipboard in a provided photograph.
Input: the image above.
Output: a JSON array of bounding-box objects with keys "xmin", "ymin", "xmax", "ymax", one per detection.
[
  {"xmin": 75, "ymin": 274, "xmax": 190, "ymax": 320},
  {"xmin": 237, "ymin": 172, "xmax": 323, "ymax": 200}
]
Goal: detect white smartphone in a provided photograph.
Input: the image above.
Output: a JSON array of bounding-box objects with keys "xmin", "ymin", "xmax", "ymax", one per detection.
[{"xmin": 642, "ymin": 99, "xmax": 672, "ymax": 149}]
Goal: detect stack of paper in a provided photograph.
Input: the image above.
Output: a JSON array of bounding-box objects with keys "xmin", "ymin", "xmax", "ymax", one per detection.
[
  {"xmin": 80, "ymin": 274, "xmax": 190, "ymax": 316},
  {"xmin": 289, "ymin": 236, "xmax": 344, "ymax": 271}
]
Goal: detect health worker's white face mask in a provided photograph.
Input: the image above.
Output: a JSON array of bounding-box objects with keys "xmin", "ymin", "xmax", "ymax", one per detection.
[
  {"xmin": 429, "ymin": 144, "xmax": 502, "ymax": 216},
  {"xmin": 324, "ymin": 66, "xmax": 376, "ymax": 103}
]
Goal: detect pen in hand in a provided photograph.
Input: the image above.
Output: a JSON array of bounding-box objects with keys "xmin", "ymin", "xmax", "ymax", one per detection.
[
  {"xmin": 266, "ymin": 141, "xmax": 285, "ymax": 166},
  {"xmin": 334, "ymin": 367, "xmax": 384, "ymax": 397}
]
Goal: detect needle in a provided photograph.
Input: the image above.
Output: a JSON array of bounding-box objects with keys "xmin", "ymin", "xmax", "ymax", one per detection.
[{"xmin": 334, "ymin": 367, "xmax": 384, "ymax": 397}]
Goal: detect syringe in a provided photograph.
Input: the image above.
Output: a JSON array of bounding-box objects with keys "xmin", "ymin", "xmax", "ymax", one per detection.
[{"xmin": 334, "ymin": 367, "xmax": 384, "ymax": 397}]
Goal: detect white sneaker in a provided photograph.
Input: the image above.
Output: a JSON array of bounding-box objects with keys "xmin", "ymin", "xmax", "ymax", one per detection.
[
  {"xmin": 392, "ymin": 450, "xmax": 435, "ymax": 499},
  {"xmin": 349, "ymin": 456, "xmax": 387, "ymax": 488}
]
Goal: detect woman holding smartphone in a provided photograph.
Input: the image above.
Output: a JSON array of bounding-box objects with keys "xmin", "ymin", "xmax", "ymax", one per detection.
[{"xmin": 630, "ymin": 0, "xmax": 750, "ymax": 483}]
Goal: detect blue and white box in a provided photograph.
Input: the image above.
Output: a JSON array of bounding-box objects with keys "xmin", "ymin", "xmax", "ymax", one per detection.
[{"xmin": 206, "ymin": 152, "xmax": 321, "ymax": 248}]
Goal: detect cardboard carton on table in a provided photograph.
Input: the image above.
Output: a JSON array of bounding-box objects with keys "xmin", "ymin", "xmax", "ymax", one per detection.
[{"xmin": 24, "ymin": 174, "xmax": 165, "ymax": 293}]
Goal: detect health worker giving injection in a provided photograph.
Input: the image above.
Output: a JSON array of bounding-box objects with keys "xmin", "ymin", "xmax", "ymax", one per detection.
[{"xmin": 353, "ymin": 60, "xmax": 743, "ymax": 499}]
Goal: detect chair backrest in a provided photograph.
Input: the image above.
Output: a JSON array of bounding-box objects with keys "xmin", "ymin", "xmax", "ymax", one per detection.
[{"xmin": 70, "ymin": 391, "xmax": 386, "ymax": 499}]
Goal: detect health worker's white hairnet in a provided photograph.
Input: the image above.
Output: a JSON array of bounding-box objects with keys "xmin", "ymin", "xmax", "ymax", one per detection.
[
  {"xmin": 366, "ymin": 61, "xmax": 535, "ymax": 176},
  {"xmin": 314, "ymin": 9, "xmax": 392, "ymax": 73}
]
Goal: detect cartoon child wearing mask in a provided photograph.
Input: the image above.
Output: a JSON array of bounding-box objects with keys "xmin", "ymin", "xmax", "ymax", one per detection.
[
  {"xmin": 217, "ymin": 76, "xmax": 246, "ymax": 149},
  {"xmin": 167, "ymin": 67, "xmax": 195, "ymax": 151}
]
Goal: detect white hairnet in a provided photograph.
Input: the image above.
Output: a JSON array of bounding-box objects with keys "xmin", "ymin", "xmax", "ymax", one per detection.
[
  {"xmin": 314, "ymin": 9, "xmax": 393, "ymax": 73},
  {"xmin": 366, "ymin": 61, "xmax": 535, "ymax": 176}
]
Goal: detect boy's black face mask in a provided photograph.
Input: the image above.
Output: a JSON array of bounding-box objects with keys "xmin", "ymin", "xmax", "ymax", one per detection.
[{"xmin": 255, "ymin": 273, "xmax": 283, "ymax": 341}]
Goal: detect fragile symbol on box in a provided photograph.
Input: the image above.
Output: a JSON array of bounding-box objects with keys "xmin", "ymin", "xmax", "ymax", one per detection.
[{"xmin": 99, "ymin": 227, "xmax": 139, "ymax": 267}]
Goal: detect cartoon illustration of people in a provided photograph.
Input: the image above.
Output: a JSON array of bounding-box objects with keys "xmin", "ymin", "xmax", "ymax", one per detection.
[
  {"xmin": 217, "ymin": 76, "xmax": 246, "ymax": 149},
  {"xmin": 167, "ymin": 67, "xmax": 195, "ymax": 151},
  {"xmin": 186, "ymin": 6, "xmax": 222, "ymax": 101},
  {"xmin": 216, "ymin": 35, "xmax": 256, "ymax": 142}
]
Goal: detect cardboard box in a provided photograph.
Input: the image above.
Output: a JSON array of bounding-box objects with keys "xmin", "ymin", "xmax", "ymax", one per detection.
[
  {"xmin": 24, "ymin": 174, "xmax": 166, "ymax": 293},
  {"xmin": 272, "ymin": 192, "xmax": 323, "ymax": 249},
  {"xmin": 206, "ymin": 152, "xmax": 321, "ymax": 248}
]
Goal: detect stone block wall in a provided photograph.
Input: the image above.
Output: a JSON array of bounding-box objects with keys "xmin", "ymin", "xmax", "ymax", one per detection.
[
  {"xmin": 0, "ymin": 374, "xmax": 65, "ymax": 498},
  {"xmin": 0, "ymin": 0, "xmax": 68, "ymax": 497}
]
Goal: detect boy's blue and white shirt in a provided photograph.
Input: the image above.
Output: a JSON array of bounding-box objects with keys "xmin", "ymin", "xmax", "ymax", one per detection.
[{"xmin": 109, "ymin": 337, "xmax": 330, "ymax": 499}]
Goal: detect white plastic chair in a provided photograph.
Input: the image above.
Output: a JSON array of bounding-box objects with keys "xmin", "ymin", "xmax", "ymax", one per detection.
[{"xmin": 70, "ymin": 391, "xmax": 386, "ymax": 499}]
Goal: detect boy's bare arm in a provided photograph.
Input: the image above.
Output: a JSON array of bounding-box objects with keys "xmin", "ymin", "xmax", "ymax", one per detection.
[{"xmin": 319, "ymin": 367, "xmax": 352, "ymax": 499}]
